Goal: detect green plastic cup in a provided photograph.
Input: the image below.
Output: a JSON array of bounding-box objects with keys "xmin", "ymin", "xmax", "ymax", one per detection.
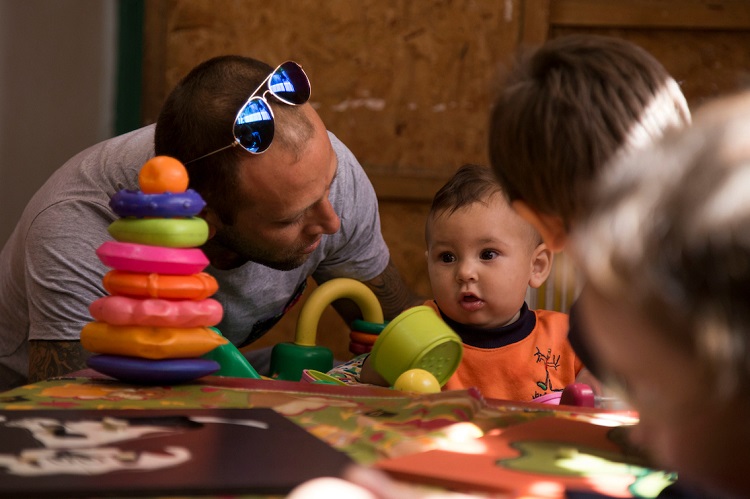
[{"xmin": 369, "ymin": 305, "xmax": 463, "ymax": 387}]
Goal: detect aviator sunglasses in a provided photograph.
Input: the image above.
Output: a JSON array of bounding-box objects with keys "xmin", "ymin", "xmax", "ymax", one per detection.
[{"xmin": 186, "ymin": 61, "xmax": 311, "ymax": 163}]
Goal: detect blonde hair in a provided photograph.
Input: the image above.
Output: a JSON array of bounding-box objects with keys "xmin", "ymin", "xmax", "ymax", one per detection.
[{"xmin": 573, "ymin": 91, "xmax": 750, "ymax": 401}]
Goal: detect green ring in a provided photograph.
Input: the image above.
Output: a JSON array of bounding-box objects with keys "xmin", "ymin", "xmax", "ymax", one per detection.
[
  {"xmin": 108, "ymin": 217, "xmax": 209, "ymax": 248},
  {"xmin": 350, "ymin": 319, "xmax": 389, "ymax": 334}
]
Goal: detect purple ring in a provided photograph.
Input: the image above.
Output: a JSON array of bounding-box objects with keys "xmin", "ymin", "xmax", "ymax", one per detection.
[{"xmin": 109, "ymin": 189, "xmax": 206, "ymax": 218}]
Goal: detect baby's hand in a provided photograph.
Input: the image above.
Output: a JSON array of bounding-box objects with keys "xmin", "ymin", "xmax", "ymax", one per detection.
[{"xmin": 360, "ymin": 355, "xmax": 389, "ymax": 386}]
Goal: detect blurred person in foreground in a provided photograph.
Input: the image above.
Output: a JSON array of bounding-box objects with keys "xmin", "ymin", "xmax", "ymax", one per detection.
[{"xmin": 572, "ymin": 91, "xmax": 750, "ymax": 498}]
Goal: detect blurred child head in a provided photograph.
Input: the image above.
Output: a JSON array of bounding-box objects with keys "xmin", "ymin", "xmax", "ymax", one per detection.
[
  {"xmin": 425, "ymin": 164, "xmax": 552, "ymax": 329},
  {"xmin": 489, "ymin": 34, "xmax": 691, "ymax": 251},
  {"xmin": 571, "ymin": 91, "xmax": 750, "ymax": 497}
]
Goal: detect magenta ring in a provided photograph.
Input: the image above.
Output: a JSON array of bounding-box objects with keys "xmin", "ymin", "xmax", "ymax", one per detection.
[{"xmin": 97, "ymin": 241, "xmax": 209, "ymax": 275}]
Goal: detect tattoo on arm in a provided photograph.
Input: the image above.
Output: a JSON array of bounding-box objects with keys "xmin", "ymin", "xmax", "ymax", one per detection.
[
  {"xmin": 28, "ymin": 340, "xmax": 92, "ymax": 383},
  {"xmin": 365, "ymin": 258, "xmax": 424, "ymax": 319}
]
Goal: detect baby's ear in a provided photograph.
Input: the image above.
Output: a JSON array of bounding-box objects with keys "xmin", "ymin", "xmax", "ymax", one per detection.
[
  {"xmin": 529, "ymin": 243, "xmax": 553, "ymax": 289},
  {"xmin": 511, "ymin": 201, "xmax": 568, "ymax": 252}
]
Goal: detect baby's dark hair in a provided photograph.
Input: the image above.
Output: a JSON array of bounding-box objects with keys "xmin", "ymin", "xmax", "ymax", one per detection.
[
  {"xmin": 429, "ymin": 163, "xmax": 504, "ymax": 219},
  {"xmin": 427, "ymin": 163, "xmax": 540, "ymax": 246}
]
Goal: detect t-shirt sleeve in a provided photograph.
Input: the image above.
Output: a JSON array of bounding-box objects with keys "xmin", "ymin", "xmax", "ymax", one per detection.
[
  {"xmin": 312, "ymin": 133, "xmax": 390, "ymax": 283},
  {"xmin": 25, "ymin": 200, "xmax": 115, "ymax": 341}
]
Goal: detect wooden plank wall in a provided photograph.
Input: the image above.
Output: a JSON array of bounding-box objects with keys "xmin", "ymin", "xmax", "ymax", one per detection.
[{"xmin": 141, "ymin": 0, "xmax": 750, "ymax": 361}]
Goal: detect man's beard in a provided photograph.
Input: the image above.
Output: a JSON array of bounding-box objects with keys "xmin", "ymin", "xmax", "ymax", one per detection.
[{"xmin": 210, "ymin": 227, "xmax": 311, "ymax": 271}]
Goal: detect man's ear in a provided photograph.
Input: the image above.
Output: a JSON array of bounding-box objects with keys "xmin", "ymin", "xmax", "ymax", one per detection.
[
  {"xmin": 511, "ymin": 200, "xmax": 568, "ymax": 252},
  {"xmin": 529, "ymin": 243, "xmax": 553, "ymax": 289}
]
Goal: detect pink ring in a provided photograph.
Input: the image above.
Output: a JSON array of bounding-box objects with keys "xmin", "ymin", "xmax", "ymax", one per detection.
[
  {"xmin": 90, "ymin": 296, "xmax": 223, "ymax": 327},
  {"xmin": 97, "ymin": 241, "xmax": 209, "ymax": 275}
]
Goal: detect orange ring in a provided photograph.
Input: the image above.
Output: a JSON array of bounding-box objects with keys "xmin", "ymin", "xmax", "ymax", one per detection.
[
  {"xmin": 81, "ymin": 321, "xmax": 227, "ymax": 359},
  {"xmin": 103, "ymin": 270, "xmax": 218, "ymax": 300},
  {"xmin": 349, "ymin": 330, "xmax": 378, "ymax": 345}
]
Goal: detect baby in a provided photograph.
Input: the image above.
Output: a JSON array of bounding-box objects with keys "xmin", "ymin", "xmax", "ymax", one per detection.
[
  {"xmin": 332, "ymin": 164, "xmax": 583, "ymax": 402},
  {"xmin": 424, "ymin": 164, "xmax": 582, "ymax": 401}
]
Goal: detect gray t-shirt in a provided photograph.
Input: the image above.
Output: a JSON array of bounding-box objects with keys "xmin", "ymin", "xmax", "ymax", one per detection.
[{"xmin": 0, "ymin": 125, "xmax": 389, "ymax": 390}]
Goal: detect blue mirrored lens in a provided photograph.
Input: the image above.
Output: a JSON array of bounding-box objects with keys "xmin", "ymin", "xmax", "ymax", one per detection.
[
  {"xmin": 233, "ymin": 98, "xmax": 274, "ymax": 153},
  {"xmin": 269, "ymin": 62, "xmax": 311, "ymax": 105}
]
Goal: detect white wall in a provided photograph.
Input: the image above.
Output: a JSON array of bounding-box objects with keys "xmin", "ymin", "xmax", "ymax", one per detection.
[{"xmin": 0, "ymin": 0, "xmax": 117, "ymax": 247}]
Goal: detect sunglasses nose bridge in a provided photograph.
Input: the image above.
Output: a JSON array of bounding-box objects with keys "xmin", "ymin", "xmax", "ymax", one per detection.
[
  {"xmin": 265, "ymin": 84, "xmax": 299, "ymax": 107},
  {"xmin": 258, "ymin": 88, "xmax": 273, "ymax": 102}
]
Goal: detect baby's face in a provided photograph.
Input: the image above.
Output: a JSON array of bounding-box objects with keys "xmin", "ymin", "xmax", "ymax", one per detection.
[
  {"xmin": 578, "ymin": 285, "xmax": 750, "ymax": 497},
  {"xmin": 425, "ymin": 196, "xmax": 537, "ymax": 328}
]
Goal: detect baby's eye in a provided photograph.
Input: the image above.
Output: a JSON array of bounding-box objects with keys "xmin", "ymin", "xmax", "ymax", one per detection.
[
  {"xmin": 439, "ymin": 252, "xmax": 456, "ymax": 263},
  {"xmin": 480, "ymin": 249, "xmax": 499, "ymax": 260}
]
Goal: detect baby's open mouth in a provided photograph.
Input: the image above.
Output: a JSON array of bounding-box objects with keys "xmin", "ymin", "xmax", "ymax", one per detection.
[{"xmin": 460, "ymin": 293, "xmax": 484, "ymax": 311}]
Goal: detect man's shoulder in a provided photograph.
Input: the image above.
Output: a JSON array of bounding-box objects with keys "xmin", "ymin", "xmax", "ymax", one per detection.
[
  {"xmin": 83, "ymin": 124, "xmax": 155, "ymax": 168},
  {"xmin": 46, "ymin": 125, "xmax": 155, "ymax": 197},
  {"xmin": 15, "ymin": 125, "xmax": 155, "ymax": 239},
  {"xmin": 327, "ymin": 130, "xmax": 374, "ymax": 197},
  {"xmin": 328, "ymin": 130, "xmax": 362, "ymax": 173},
  {"xmin": 327, "ymin": 130, "xmax": 348, "ymax": 156}
]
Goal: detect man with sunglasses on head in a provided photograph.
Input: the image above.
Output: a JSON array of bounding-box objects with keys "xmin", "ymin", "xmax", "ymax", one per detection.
[{"xmin": 0, "ymin": 55, "xmax": 422, "ymax": 390}]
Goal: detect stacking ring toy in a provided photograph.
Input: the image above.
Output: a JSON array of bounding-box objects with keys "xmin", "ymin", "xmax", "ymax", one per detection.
[
  {"xmin": 109, "ymin": 189, "xmax": 206, "ymax": 218},
  {"xmin": 271, "ymin": 278, "xmax": 384, "ymax": 381},
  {"xmin": 80, "ymin": 322, "xmax": 228, "ymax": 359},
  {"xmin": 97, "ymin": 241, "xmax": 209, "ymax": 275},
  {"xmin": 108, "ymin": 217, "xmax": 209, "ymax": 248},
  {"xmin": 102, "ymin": 270, "xmax": 218, "ymax": 300},
  {"xmin": 90, "ymin": 296, "xmax": 223, "ymax": 327},
  {"xmin": 87, "ymin": 355, "xmax": 221, "ymax": 384}
]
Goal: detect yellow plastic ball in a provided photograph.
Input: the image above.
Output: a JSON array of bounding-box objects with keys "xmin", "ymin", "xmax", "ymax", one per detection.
[
  {"xmin": 139, "ymin": 156, "xmax": 189, "ymax": 194},
  {"xmin": 393, "ymin": 368, "xmax": 441, "ymax": 394}
]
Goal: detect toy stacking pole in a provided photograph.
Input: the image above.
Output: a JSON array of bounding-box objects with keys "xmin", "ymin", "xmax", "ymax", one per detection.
[{"xmin": 270, "ymin": 278, "xmax": 384, "ymax": 381}]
